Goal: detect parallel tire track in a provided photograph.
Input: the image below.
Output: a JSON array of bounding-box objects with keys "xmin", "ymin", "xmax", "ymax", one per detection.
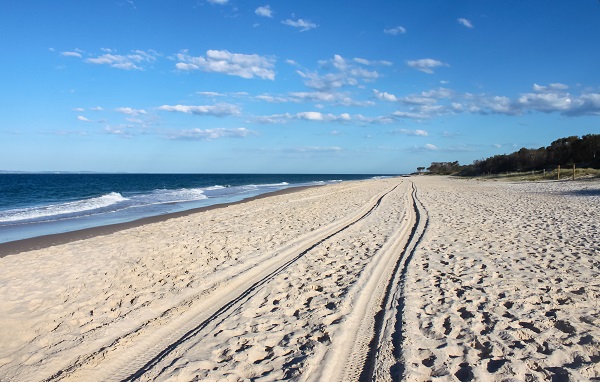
[
  {"xmin": 363, "ymin": 181, "xmax": 429, "ymax": 381},
  {"xmin": 46, "ymin": 183, "xmax": 401, "ymax": 382},
  {"xmin": 305, "ymin": 180, "xmax": 427, "ymax": 382}
]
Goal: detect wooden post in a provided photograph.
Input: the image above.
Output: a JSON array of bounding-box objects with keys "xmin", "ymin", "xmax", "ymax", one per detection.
[
  {"xmin": 557, "ymin": 165, "xmax": 561, "ymax": 180},
  {"xmin": 573, "ymin": 164, "xmax": 576, "ymax": 180},
  {"xmin": 543, "ymin": 169, "xmax": 546, "ymax": 177}
]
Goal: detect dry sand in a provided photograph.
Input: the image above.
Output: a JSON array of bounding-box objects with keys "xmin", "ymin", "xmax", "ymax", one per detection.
[{"xmin": 0, "ymin": 177, "xmax": 598, "ymax": 381}]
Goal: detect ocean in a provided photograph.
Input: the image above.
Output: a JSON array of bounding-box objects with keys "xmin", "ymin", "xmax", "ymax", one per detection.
[{"xmin": 0, "ymin": 173, "xmax": 387, "ymax": 244}]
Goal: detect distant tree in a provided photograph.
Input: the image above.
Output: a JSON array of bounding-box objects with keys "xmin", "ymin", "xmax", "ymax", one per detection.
[
  {"xmin": 417, "ymin": 166, "xmax": 425, "ymax": 174},
  {"xmin": 427, "ymin": 134, "xmax": 600, "ymax": 176}
]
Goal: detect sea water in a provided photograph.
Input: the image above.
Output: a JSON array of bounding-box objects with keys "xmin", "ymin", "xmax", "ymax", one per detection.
[{"xmin": 0, "ymin": 174, "xmax": 385, "ymax": 243}]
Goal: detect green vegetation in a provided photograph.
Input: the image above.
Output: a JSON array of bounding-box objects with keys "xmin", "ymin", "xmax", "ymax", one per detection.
[{"xmin": 424, "ymin": 134, "xmax": 600, "ymax": 179}]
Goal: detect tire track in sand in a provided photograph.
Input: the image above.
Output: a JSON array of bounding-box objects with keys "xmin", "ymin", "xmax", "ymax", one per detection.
[
  {"xmin": 305, "ymin": 181, "xmax": 427, "ymax": 382},
  {"xmin": 45, "ymin": 183, "xmax": 401, "ymax": 382}
]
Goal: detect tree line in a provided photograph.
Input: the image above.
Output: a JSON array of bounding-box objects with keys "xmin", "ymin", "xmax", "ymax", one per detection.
[{"xmin": 425, "ymin": 134, "xmax": 600, "ymax": 176}]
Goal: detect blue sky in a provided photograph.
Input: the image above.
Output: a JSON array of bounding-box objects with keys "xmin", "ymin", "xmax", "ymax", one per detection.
[{"xmin": 1, "ymin": 0, "xmax": 599, "ymax": 174}]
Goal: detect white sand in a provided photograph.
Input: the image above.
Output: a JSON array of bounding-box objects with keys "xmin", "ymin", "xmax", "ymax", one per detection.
[
  {"xmin": 403, "ymin": 177, "xmax": 600, "ymax": 381},
  {"xmin": 0, "ymin": 177, "xmax": 598, "ymax": 381}
]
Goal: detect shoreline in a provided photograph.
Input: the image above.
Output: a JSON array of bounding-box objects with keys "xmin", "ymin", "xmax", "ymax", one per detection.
[{"xmin": 0, "ymin": 185, "xmax": 315, "ymax": 258}]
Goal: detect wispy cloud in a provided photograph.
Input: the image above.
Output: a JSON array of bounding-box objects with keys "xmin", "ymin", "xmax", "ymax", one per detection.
[
  {"xmin": 157, "ymin": 103, "xmax": 241, "ymax": 117},
  {"xmin": 391, "ymin": 83, "xmax": 600, "ymax": 118},
  {"xmin": 297, "ymin": 54, "xmax": 379, "ymax": 91},
  {"xmin": 457, "ymin": 18, "xmax": 474, "ymax": 29},
  {"xmin": 75, "ymin": 49, "xmax": 159, "ymax": 70},
  {"xmin": 255, "ymin": 5, "xmax": 272, "ymax": 17},
  {"xmin": 115, "ymin": 107, "xmax": 147, "ymax": 116},
  {"xmin": 353, "ymin": 58, "xmax": 393, "ymax": 66},
  {"xmin": 291, "ymin": 146, "xmax": 342, "ymax": 153},
  {"xmin": 168, "ymin": 127, "xmax": 254, "ymax": 140},
  {"xmin": 282, "ymin": 18, "xmax": 317, "ymax": 32},
  {"xmin": 291, "ymin": 91, "xmax": 374, "ymax": 107},
  {"xmin": 463, "ymin": 83, "xmax": 600, "ymax": 116},
  {"xmin": 175, "ymin": 50, "xmax": 275, "ymax": 80},
  {"xmin": 384, "ymin": 26, "xmax": 406, "ymax": 35},
  {"xmin": 254, "ymin": 111, "xmax": 392, "ymax": 125},
  {"xmin": 207, "ymin": 0, "xmax": 228, "ymax": 4},
  {"xmin": 61, "ymin": 51, "xmax": 82, "ymax": 58},
  {"xmin": 77, "ymin": 115, "xmax": 91, "ymax": 122},
  {"xmin": 406, "ymin": 59, "xmax": 449, "ymax": 74},
  {"xmin": 391, "ymin": 129, "xmax": 429, "ymax": 136}
]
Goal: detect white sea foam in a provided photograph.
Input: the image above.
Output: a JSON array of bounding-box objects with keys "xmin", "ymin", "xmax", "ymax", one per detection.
[
  {"xmin": 243, "ymin": 182, "xmax": 290, "ymax": 190},
  {"xmin": 0, "ymin": 192, "xmax": 128, "ymax": 223},
  {"xmin": 140, "ymin": 188, "xmax": 208, "ymax": 204}
]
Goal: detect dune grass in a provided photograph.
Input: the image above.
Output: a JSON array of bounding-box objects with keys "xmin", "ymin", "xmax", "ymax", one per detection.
[{"xmin": 468, "ymin": 167, "xmax": 600, "ymax": 182}]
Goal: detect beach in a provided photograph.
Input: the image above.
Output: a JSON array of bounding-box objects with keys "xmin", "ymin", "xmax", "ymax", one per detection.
[{"xmin": 0, "ymin": 176, "xmax": 598, "ymax": 381}]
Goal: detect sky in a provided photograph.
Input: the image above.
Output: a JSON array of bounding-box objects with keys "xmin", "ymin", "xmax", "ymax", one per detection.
[{"xmin": 1, "ymin": 0, "xmax": 599, "ymax": 174}]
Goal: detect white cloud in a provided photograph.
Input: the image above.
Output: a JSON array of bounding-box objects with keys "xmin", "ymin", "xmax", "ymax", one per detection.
[
  {"xmin": 400, "ymin": 96, "xmax": 437, "ymax": 105},
  {"xmin": 73, "ymin": 107, "xmax": 85, "ymax": 112},
  {"xmin": 253, "ymin": 113, "xmax": 293, "ymax": 124},
  {"xmin": 115, "ymin": 107, "xmax": 147, "ymax": 116},
  {"xmin": 421, "ymin": 87, "xmax": 454, "ymax": 98},
  {"xmin": 296, "ymin": 111, "xmax": 328, "ymax": 121},
  {"xmin": 406, "ymin": 59, "xmax": 449, "ymax": 74},
  {"xmin": 353, "ymin": 58, "xmax": 393, "ymax": 66},
  {"xmin": 287, "ymin": 91, "xmax": 374, "ymax": 107},
  {"xmin": 77, "ymin": 115, "xmax": 90, "ymax": 122},
  {"xmin": 353, "ymin": 58, "xmax": 370, "ymax": 66},
  {"xmin": 373, "ymin": 89, "xmax": 398, "ymax": 102},
  {"xmin": 175, "ymin": 50, "xmax": 275, "ymax": 80},
  {"xmin": 90, "ymin": 106, "xmax": 104, "ymax": 111},
  {"xmin": 460, "ymin": 84, "xmax": 600, "ymax": 116},
  {"xmin": 255, "ymin": 5, "xmax": 272, "ymax": 17},
  {"xmin": 532, "ymin": 83, "xmax": 569, "ymax": 92},
  {"xmin": 197, "ymin": 91, "xmax": 226, "ymax": 97},
  {"xmin": 457, "ymin": 18, "xmax": 474, "ymax": 29},
  {"xmin": 125, "ymin": 117, "xmax": 145, "ymax": 124},
  {"xmin": 104, "ymin": 125, "xmax": 130, "ymax": 137},
  {"xmin": 168, "ymin": 127, "xmax": 254, "ymax": 140},
  {"xmin": 292, "ymin": 146, "xmax": 342, "ymax": 153},
  {"xmin": 392, "ymin": 129, "xmax": 429, "ymax": 136},
  {"xmin": 282, "ymin": 18, "xmax": 317, "ymax": 32},
  {"xmin": 253, "ymin": 111, "xmax": 390, "ymax": 125},
  {"xmin": 158, "ymin": 103, "xmax": 241, "ymax": 117},
  {"xmin": 392, "ymin": 111, "xmax": 428, "ymax": 120},
  {"xmin": 384, "ymin": 26, "xmax": 406, "ymax": 35},
  {"xmin": 61, "ymin": 51, "xmax": 82, "ymax": 58},
  {"xmin": 297, "ymin": 54, "xmax": 379, "ymax": 91},
  {"xmin": 423, "ymin": 144, "xmax": 439, "ymax": 151},
  {"xmin": 207, "ymin": 0, "xmax": 228, "ymax": 4},
  {"xmin": 84, "ymin": 49, "xmax": 159, "ymax": 70}
]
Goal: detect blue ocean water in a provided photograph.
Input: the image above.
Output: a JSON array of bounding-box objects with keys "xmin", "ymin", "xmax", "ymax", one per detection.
[{"xmin": 0, "ymin": 174, "xmax": 385, "ymax": 243}]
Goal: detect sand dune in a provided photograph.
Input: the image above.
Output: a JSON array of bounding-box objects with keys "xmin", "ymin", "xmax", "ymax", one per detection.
[{"xmin": 0, "ymin": 177, "xmax": 598, "ymax": 381}]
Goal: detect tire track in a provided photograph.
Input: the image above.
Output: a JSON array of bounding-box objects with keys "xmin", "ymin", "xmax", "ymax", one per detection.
[
  {"xmin": 305, "ymin": 180, "xmax": 427, "ymax": 382},
  {"xmin": 46, "ymin": 183, "xmax": 401, "ymax": 382},
  {"xmin": 364, "ymin": 181, "xmax": 429, "ymax": 381}
]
